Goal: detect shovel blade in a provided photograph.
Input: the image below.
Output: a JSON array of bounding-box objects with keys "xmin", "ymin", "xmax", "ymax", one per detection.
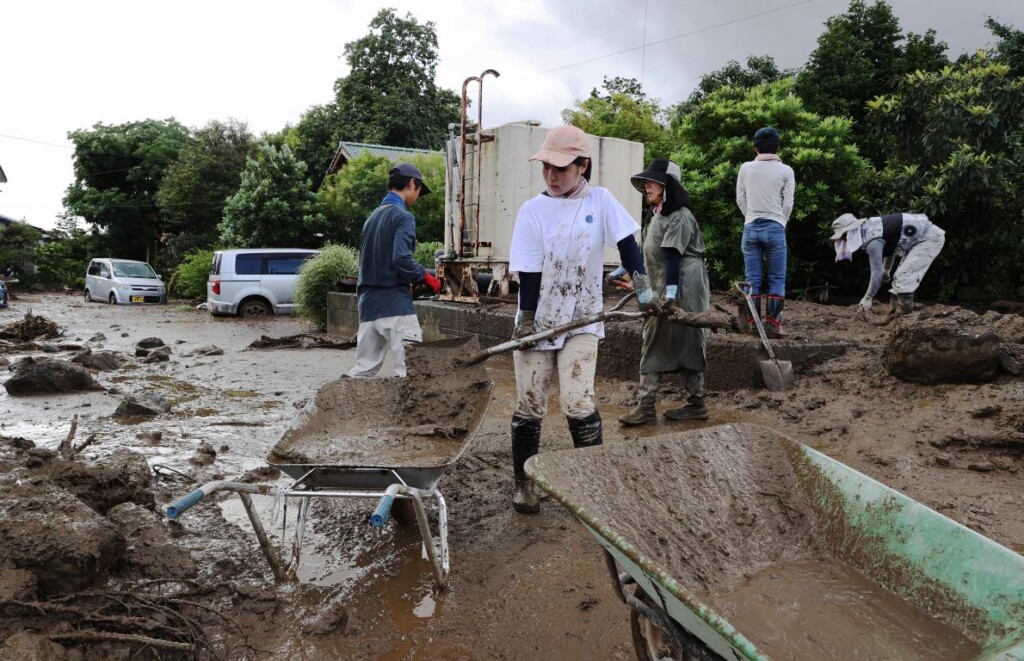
[{"xmin": 759, "ymin": 359, "xmax": 794, "ymax": 391}]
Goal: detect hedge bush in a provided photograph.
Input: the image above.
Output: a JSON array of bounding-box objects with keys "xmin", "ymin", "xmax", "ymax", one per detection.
[
  {"xmin": 414, "ymin": 241, "xmax": 443, "ymax": 270},
  {"xmin": 169, "ymin": 250, "xmax": 214, "ymax": 301},
  {"xmin": 295, "ymin": 244, "xmax": 360, "ymax": 330}
]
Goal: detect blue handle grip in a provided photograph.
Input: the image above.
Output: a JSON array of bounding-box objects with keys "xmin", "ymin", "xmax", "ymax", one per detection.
[
  {"xmin": 370, "ymin": 494, "xmax": 395, "ymax": 527},
  {"xmin": 167, "ymin": 489, "xmax": 205, "ymax": 520}
]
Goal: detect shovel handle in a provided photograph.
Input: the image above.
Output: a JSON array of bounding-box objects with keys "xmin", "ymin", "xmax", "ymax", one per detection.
[{"xmin": 735, "ymin": 281, "xmax": 778, "ymax": 362}]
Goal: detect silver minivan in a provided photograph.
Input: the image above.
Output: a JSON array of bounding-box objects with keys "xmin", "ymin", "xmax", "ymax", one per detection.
[
  {"xmin": 207, "ymin": 248, "xmax": 318, "ymax": 316},
  {"xmin": 84, "ymin": 258, "xmax": 166, "ymax": 305}
]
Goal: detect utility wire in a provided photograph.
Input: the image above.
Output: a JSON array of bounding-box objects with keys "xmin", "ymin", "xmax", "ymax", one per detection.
[
  {"xmin": 528, "ymin": 0, "xmax": 816, "ymax": 78},
  {"xmin": 0, "ymin": 133, "xmax": 73, "ymax": 149}
]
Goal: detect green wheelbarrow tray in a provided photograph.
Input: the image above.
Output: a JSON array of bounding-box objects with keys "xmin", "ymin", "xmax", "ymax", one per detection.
[{"xmin": 525, "ymin": 424, "xmax": 1024, "ymax": 660}]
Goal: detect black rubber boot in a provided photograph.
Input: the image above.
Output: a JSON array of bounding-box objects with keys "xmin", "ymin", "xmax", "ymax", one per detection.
[
  {"xmin": 664, "ymin": 396, "xmax": 709, "ymax": 421},
  {"xmin": 764, "ymin": 295, "xmax": 786, "ymax": 338},
  {"xmin": 511, "ymin": 415, "xmax": 541, "ymax": 514},
  {"xmin": 897, "ymin": 293, "xmax": 915, "ymax": 315},
  {"xmin": 567, "ymin": 411, "xmax": 603, "ymax": 449},
  {"xmin": 619, "ymin": 373, "xmax": 659, "ymax": 427}
]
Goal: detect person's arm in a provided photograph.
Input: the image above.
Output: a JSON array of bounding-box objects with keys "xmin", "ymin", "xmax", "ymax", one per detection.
[
  {"xmin": 517, "ymin": 272, "xmax": 541, "ymax": 312},
  {"xmin": 736, "ymin": 165, "xmax": 747, "ymax": 215},
  {"xmin": 861, "ymin": 240, "xmax": 885, "ymax": 308},
  {"xmin": 392, "ymin": 215, "xmax": 426, "ymax": 284},
  {"xmin": 781, "ymin": 167, "xmax": 795, "ymax": 220}
]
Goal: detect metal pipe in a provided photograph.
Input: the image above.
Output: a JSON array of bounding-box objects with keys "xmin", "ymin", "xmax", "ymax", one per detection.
[
  {"xmin": 410, "ymin": 489, "xmax": 447, "ymax": 589},
  {"xmin": 459, "ymin": 75, "xmax": 480, "ymax": 258},
  {"xmin": 238, "ymin": 492, "xmax": 287, "ymax": 582},
  {"xmin": 473, "ymin": 69, "xmax": 500, "ymax": 255}
]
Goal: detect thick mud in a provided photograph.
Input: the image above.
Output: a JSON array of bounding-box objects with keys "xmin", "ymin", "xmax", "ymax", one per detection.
[{"xmin": 0, "ymin": 292, "xmax": 1022, "ymax": 659}]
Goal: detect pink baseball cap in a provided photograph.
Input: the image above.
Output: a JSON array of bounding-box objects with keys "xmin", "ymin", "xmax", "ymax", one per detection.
[{"xmin": 530, "ymin": 125, "xmax": 591, "ymax": 167}]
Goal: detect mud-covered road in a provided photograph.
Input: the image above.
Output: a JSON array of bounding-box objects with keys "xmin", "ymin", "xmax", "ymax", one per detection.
[{"xmin": 1, "ymin": 291, "xmax": 1022, "ymax": 659}]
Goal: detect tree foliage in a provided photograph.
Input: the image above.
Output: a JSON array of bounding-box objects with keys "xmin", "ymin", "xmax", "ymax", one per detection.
[
  {"xmin": 156, "ymin": 120, "xmax": 257, "ymax": 265},
  {"xmin": 168, "ymin": 249, "xmax": 215, "ymax": 301},
  {"xmin": 673, "ymin": 79, "xmax": 871, "ymax": 294},
  {"xmin": 0, "ymin": 222, "xmax": 43, "ymax": 283},
  {"xmin": 987, "ymin": 18, "xmax": 1024, "ymax": 76},
  {"xmin": 64, "ymin": 119, "xmax": 189, "ymax": 262},
  {"xmin": 563, "ymin": 77, "xmax": 672, "ymax": 163},
  {"xmin": 30, "ymin": 215, "xmax": 96, "ymax": 290},
  {"xmin": 334, "ymin": 9, "xmax": 460, "ymax": 149},
  {"xmin": 282, "ymin": 104, "xmax": 344, "ymax": 191},
  {"xmin": 672, "ymin": 56, "xmax": 792, "ymax": 123},
  {"xmin": 295, "ymin": 244, "xmax": 360, "ymax": 330},
  {"xmin": 867, "ymin": 53, "xmax": 1024, "ymax": 297},
  {"xmin": 318, "ymin": 151, "xmax": 446, "ymax": 248},
  {"xmin": 795, "ymin": 0, "xmax": 948, "ymax": 162},
  {"xmin": 219, "ymin": 143, "xmax": 325, "ymax": 248}
]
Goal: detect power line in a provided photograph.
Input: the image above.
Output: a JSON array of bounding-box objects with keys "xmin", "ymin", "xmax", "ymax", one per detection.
[
  {"xmin": 0, "ymin": 133, "xmax": 73, "ymax": 149},
  {"xmin": 527, "ymin": 0, "xmax": 817, "ymax": 78}
]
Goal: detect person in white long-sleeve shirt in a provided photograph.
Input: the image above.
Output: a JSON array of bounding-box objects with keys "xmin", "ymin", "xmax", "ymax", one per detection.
[{"xmin": 736, "ymin": 126, "xmax": 795, "ymax": 337}]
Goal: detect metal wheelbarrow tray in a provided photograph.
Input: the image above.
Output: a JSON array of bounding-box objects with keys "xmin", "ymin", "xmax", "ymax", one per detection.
[
  {"xmin": 167, "ymin": 336, "xmax": 493, "ymax": 589},
  {"xmin": 526, "ymin": 423, "xmax": 1024, "ymax": 660}
]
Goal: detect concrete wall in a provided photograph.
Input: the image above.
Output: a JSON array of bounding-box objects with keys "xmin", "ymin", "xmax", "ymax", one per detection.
[{"xmin": 327, "ymin": 292, "xmax": 849, "ymax": 390}]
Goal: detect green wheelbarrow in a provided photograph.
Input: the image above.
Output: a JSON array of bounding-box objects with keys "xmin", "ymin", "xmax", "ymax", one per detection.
[{"xmin": 525, "ymin": 424, "xmax": 1024, "ymax": 661}]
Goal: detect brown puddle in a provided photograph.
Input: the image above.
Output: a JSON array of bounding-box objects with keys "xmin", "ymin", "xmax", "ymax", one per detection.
[{"xmin": 703, "ymin": 558, "xmax": 981, "ymax": 661}]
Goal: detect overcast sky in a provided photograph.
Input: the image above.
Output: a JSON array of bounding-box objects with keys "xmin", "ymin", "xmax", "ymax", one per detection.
[{"xmin": 2, "ymin": 0, "xmax": 1021, "ymax": 230}]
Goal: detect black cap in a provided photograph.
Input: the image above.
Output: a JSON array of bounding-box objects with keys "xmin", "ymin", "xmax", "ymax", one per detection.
[
  {"xmin": 753, "ymin": 126, "xmax": 780, "ymax": 150},
  {"xmin": 390, "ymin": 162, "xmax": 431, "ymax": 195}
]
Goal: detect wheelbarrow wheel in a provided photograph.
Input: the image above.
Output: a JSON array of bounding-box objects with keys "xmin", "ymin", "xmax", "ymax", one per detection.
[{"xmin": 629, "ymin": 587, "xmax": 718, "ymax": 661}]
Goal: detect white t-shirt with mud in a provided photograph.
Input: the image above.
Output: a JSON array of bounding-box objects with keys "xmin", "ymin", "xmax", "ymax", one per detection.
[{"xmin": 510, "ymin": 187, "xmax": 640, "ymax": 350}]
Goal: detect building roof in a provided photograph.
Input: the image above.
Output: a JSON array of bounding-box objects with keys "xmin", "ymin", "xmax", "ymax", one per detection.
[
  {"xmin": 0, "ymin": 162, "xmax": 7, "ymax": 184},
  {"xmin": 325, "ymin": 141, "xmax": 441, "ymax": 178}
]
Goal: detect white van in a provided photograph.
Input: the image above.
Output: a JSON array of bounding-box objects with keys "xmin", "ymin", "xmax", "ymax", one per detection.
[
  {"xmin": 207, "ymin": 248, "xmax": 318, "ymax": 316},
  {"xmin": 84, "ymin": 258, "xmax": 166, "ymax": 305}
]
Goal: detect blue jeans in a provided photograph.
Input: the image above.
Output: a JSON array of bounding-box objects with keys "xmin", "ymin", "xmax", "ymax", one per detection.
[{"xmin": 741, "ymin": 220, "xmax": 787, "ymax": 297}]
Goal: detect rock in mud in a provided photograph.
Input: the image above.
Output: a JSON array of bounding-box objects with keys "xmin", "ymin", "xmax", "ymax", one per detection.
[
  {"xmin": 3, "ymin": 358, "xmax": 104, "ymax": 395},
  {"xmin": 195, "ymin": 344, "xmax": 224, "ymax": 356},
  {"xmin": 105, "ymin": 502, "xmax": 197, "ymax": 580},
  {"xmin": 998, "ymin": 344, "xmax": 1024, "ymax": 376},
  {"xmin": 882, "ymin": 318, "xmax": 1001, "ymax": 384},
  {"xmin": 0, "ymin": 566, "xmax": 38, "ymax": 601},
  {"xmin": 0, "ymin": 632, "xmax": 68, "ymax": 661},
  {"xmin": 115, "ymin": 392, "xmax": 172, "ymax": 417},
  {"xmin": 88, "ymin": 332, "xmax": 107, "ymax": 342},
  {"xmin": 35, "ymin": 448, "xmax": 155, "ymax": 514},
  {"xmin": 0, "ymin": 475, "xmax": 126, "ymax": 596},
  {"xmin": 70, "ymin": 346, "xmax": 125, "ymax": 371},
  {"xmin": 189, "ymin": 440, "xmax": 217, "ymax": 466},
  {"xmin": 143, "ymin": 345, "xmax": 172, "ymax": 363},
  {"xmin": 136, "ymin": 337, "xmax": 165, "ymax": 349},
  {"xmin": 36, "ymin": 342, "xmax": 60, "ymax": 353}
]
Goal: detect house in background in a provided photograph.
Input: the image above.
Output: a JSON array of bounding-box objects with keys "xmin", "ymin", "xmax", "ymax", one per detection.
[
  {"xmin": 0, "ymin": 161, "xmax": 7, "ymax": 185},
  {"xmin": 323, "ymin": 141, "xmax": 440, "ymax": 186}
]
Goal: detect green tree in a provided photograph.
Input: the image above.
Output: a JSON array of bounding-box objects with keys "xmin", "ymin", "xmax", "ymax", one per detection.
[
  {"xmin": 282, "ymin": 104, "xmax": 344, "ymax": 191},
  {"xmin": 673, "ymin": 79, "xmax": 871, "ymax": 294},
  {"xmin": 986, "ymin": 18, "xmax": 1024, "ymax": 76},
  {"xmin": 672, "ymin": 56, "xmax": 792, "ymax": 123},
  {"xmin": 30, "ymin": 214, "xmax": 96, "ymax": 290},
  {"xmin": 334, "ymin": 9, "xmax": 460, "ymax": 149},
  {"xmin": 64, "ymin": 119, "xmax": 189, "ymax": 262},
  {"xmin": 0, "ymin": 222, "xmax": 42, "ymax": 282},
  {"xmin": 318, "ymin": 151, "xmax": 445, "ymax": 247},
  {"xmin": 156, "ymin": 119, "xmax": 257, "ymax": 265},
  {"xmin": 795, "ymin": 0, "xmax": 948, "ymax": 161},
  {"xmin": 219, "ymin": 143, "xmax": 326, "ymax": 248},
  {"xmin": 867, "ymin": 53, "xmax": 1024, "ymax": 298},
  {"xmin": 563, "ymin": 77, "xmax": 672, "ymax": 163}
]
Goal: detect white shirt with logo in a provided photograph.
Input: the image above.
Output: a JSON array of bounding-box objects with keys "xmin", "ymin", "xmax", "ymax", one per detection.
[{"xmin": 510, "ymin": 187, "xmax": 640, "ymax": 350}]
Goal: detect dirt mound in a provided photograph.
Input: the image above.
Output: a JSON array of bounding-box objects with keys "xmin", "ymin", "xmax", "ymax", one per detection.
[{"xmin": 0, "ymin": 314, "xmax": 60, "ymax": 341}]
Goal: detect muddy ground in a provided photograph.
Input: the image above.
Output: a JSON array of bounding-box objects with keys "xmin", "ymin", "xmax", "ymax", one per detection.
[{"xmin": 0, "ymin": 291, "xmax": 1022, "ymax": 660}]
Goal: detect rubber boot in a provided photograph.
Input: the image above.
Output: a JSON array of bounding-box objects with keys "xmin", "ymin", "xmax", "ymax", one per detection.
[
  {"xmin": 618, "ymin": 373, "xmax": 660, "ymax": 427},
  {"xmin": 511, "ymin": 415, "xmax": 541, "ymax": 514},
  {"xmin": 567, "ymin": 411, "xmax": 603, "ymax": 448},
  {"xmin": 764, "ymin": 295, "xmax": 786, "ymax": 338},
  {"xmin": 897, "ymin": 293, "xmax": 915, "ymax": 315},
  {"xmin": 664, "ymin": 394, "xmax": 709, "ymax": 421}
]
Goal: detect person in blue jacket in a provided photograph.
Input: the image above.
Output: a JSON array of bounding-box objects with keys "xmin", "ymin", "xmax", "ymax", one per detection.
[{"xmin": 345, "ymin": 163, "xmax": 442, "ymax": 378}]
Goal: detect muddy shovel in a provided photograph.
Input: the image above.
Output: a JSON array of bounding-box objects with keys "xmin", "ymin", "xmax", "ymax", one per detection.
[
  {"xmin": 461, "ymin": 292, "xmax": 647, "ymax": 366},
  {"xmin": 735, "ymin": 282, "xmax": 794, "ymax": 391}
]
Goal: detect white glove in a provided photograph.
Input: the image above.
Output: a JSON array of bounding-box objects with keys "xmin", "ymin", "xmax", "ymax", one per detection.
[{"xmin": 859, "ymin": 295, "xmax": 873, "ymax": 311}]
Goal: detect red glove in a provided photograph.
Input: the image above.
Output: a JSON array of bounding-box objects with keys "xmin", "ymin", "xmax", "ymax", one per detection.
[{"xmin": 423, "ymin": 272, "xmax": 442, "ymax": 295}]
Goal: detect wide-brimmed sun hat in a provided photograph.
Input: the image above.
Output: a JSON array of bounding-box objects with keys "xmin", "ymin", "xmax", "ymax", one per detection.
[
  {"xmin": 830, "ymin": 213, "xmax": 866, "ymax": 241},
  {"xmin": 529, "ymin": 125, "xmax": 591, "ymax": 167},
  {"xmin": 630, "ymin": 158, "xmax": 682, "ymax": 193}
]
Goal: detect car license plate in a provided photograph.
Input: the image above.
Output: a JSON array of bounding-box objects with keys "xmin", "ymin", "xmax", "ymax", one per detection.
[{"xmin": 130, "ymin": 296, "xmax": 144, "ymax": 303}]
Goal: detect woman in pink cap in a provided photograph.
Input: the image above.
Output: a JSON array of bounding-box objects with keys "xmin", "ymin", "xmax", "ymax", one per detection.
[{"xmin": 506, "ymin": 125, "xmax": 658, "ymax": 514}]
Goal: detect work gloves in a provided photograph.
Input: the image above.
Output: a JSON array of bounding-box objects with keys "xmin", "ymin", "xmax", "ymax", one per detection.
[
  {"xmin": 662, "ymin": 284, "xmax": 678, "ymax": 313},
  {"xmin": 632, "ymin": 273, "xmax": 661, "ymax": 314},
  {"xmin": 605, "ymin": 265, "xmax": 628, "ymax": 288},
  {"xmin": 512, "ymin": 310, "xmax": 536, "ymax": 341},
  {"xmin": 423, "ymin": 272, "xmax": 442, "ymax": 295}
]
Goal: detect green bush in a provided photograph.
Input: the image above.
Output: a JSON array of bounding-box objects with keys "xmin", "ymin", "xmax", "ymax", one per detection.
[
  {"xmin": 295, "ymin": 244, "xmax": 360, "ymax": 330},
  {"xmin": 414, "ymin": 241, "xmax": 443, "ymax": 270},
  {"xmin": 169, "ymin": 250, "xmax": 214, "ymax": 301}
]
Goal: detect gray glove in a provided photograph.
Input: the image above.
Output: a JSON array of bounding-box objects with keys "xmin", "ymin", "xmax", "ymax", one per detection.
[
  {"xmin": 512, "ymin": 310, "xmax": 536, "ymax": 341},
  {"xmin": 631, "ymin": 273, "xmax": 661, "ymax": 313}
]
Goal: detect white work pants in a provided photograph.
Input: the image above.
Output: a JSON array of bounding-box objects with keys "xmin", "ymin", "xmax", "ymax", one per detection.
[
  {"xmin": 346, "ymin": 314, "xmax": 422, "ymax": 378},
  {"xmin": 513, "ymin": 333, "xmax": 599, "ymax": 419},
  {"xmin": 891, "ymin": 234, "xmax": 945, "ymax": 295}
]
